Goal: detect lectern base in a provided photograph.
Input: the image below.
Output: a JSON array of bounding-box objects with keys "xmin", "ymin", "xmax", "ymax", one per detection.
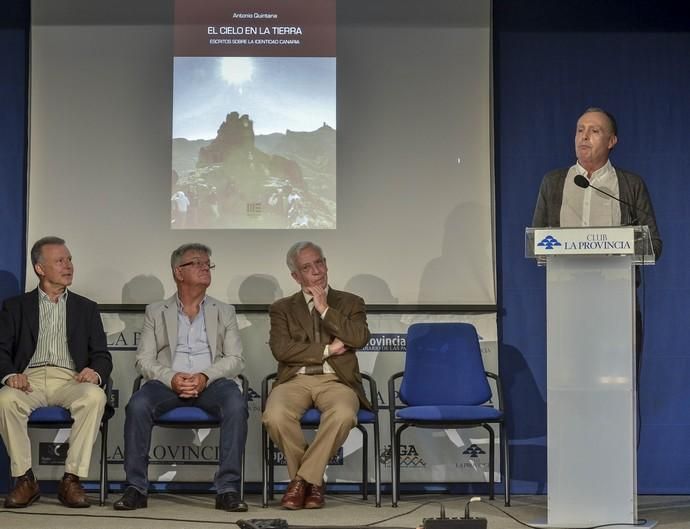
[{"xmin": 530, "ymin": 518, "xmax": 656, "ymax": 529}]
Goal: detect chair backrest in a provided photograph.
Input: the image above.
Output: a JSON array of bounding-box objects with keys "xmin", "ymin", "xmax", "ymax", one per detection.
[{"xmin": 399, "ymin": 322, "xmax": 492, "ymax": 406}]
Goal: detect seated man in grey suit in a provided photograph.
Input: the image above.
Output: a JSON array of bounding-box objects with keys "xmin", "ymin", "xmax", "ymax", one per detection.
[{"xmin": 114, "ymin": 243, "xmax": 248, "ymax": 512}]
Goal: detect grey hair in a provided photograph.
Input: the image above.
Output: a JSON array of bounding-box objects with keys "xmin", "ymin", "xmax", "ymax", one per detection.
[
  {"xmin": 286, "ymin": 241, "xmax": 324, "ymax": 272},
  {"xmin": 30, "ymin": 236, "xmax": 66, "ymax": 266},
  {"xmin": 583, "ymin": 107, "xmax": 618, "ymax": 136},
  {"xmin": 170, "ymin": 243, "xmax": 212, "ymax": 270}
]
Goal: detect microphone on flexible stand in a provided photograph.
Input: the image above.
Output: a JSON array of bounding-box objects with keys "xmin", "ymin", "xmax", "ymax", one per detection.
[{"xmin": 573, "ymin": 174, "xmax": 640, "ymax": 224}]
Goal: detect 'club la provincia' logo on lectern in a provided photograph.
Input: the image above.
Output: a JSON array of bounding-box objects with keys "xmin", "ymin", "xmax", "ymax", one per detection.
[
  {"xmin": 537, "ymin": 235, "xmax": 561, "ymax": 250},
  {"xmin": 533, "ymin": 227, "xmax": 635, "ymax": 256}
]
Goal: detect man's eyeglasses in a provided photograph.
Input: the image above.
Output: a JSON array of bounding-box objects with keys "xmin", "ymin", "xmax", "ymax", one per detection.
[{"xmin": 177, "ymin": 260, "xmax": 215, "ymax": 270}]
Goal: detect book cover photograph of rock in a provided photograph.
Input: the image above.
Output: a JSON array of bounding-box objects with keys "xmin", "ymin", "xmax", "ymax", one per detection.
[{"xmin": 171, "ymin": 57, "xmax": 336, "ymax": 230}]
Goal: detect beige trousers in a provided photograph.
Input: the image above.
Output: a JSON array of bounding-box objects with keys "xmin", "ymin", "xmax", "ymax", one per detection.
[
  {"xmin": 262, "ymin": 373, "xmax": 359, "ymax": 486},
  {"xmin": 0, "ymin": 366, "xmax": 107, "ymax": 477}
]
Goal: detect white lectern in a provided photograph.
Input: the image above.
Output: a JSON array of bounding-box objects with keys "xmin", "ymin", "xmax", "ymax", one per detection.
[{"xmin": 526, "ymin": 226, "xmax": 656, "ymax": 528}]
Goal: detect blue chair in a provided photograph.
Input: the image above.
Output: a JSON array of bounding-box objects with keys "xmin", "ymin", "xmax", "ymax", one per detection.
[
  {"xmin": 26, "ymin": 378, "xmax": 114, "ymax": 506},
  {"xmin": 131, "ymin": 374, "xmax": 248, "ymax": 499},
  {"xmin": 388, "ymin": 322, "xmax": 510, "ymax": 507},
  {"xmin": 261, "ymin": 372, "xmax": 381, "ymax": 507}
]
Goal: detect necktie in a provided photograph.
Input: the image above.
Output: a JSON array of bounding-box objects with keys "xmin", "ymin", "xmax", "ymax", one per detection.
[
  {"xmin": 305, "ymin": 301, "xmax": 325, "ymax": 375},
  {"xmin": 311, "ymin": 302, "xmax": 322, "ymax": 343}
]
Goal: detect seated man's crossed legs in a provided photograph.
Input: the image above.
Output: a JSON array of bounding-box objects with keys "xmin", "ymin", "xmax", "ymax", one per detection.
[{"xmin": 263, "ymin": 374, "xmax": 358, "ymax": 509}]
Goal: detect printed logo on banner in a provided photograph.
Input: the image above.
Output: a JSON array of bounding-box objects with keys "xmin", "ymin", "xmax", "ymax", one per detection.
[
  {"xmin": 377, "ymin": 390, "xmax": 386, "ymax": 407},
  {"xmin": 362, "ymin": 333, "xmax": 407, "ymax": 352},
  {"xmin": 537, "ymin": 235, "xmax": 561, "ymax": 250},
  {"xmin": 39, "ymin": 442, "xmax": 69, "ymax": 465},
  {"xmin": 455, "ymin": 443, "xmax": 491, "ymax": 470},
  {"xmin": 246, "ymin": 386, "xmax": 261, "ymax": 411},
  {"xmin": 462, "ymin": 444, "xmax": 486, "ymax": 458},
  {"xmin": 110, "ymin": 388, "xmax": 120, "ymax": 409},
  {"xmin": 379, "ymin": 444, "xmax": 426, "ymax": 468},
  {"xmin": 272, "ymin": 447, "xmax": 343, "ymax": 466},
  {"xmin": 363, "ymin": 329, "xmax": 486, "ymax": 351},
  {"xmin": 107, "ymin": 331, "xmax": 141, "ymax": 347},
  {"xmin": 110, "ymin": 444, "xmax": 220, "ymax": 465}
]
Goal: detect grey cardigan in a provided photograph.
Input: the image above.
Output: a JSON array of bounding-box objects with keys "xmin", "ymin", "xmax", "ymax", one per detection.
[{"xmin": 532, "ymin": 167, "xmax": 663, "ymax": 259}]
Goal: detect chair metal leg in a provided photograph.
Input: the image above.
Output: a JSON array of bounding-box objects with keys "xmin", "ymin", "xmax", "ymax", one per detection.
[
  {"xmin": 501, "ymin": 422, "xmax": 510, "ymax": 506},
  {"xmin": 483, "ymin": 424, "xmax": 495, "ymax": 500},
  {"xmin": 268, "ymin": 439, "xmax": 275, "ymax": 500},
  {"xmin": 359, "ymin": 426, "xmax": 368, "ymax": 500},
  {"xmin": 373, "ymin": 417, "xmax": 381, "ymax": 507},
  {"xmin": 99, "ymin": 421, "xmax": 108, "ymax": 506},
  {"xmin": 392, "ymin": 424, "xmax": 409, "ymax": 507},
  {"xmin": 240, "ymin": 450, "xmax": 245, "ymax": 501},
  {"xmin": 262, "ymin": 426, "xmax": 269, "ymax": 507}
]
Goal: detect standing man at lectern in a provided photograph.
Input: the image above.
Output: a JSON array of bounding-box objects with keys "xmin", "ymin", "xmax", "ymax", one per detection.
[
  {"xmin": 532, "ymin": 107, "xmax": 663, "ymax": 375},
  {"xmin": 532, "ymin": 107, "xmax": 662, "ymax": 257}
]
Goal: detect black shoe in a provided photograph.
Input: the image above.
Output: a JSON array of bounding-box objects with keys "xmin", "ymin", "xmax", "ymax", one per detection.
[
  {"xmin": 113, "ymin": 486, "xmax": 148, "ymax": 510},
  {"xmin": 215, "ymin": 491, "xmax": 248, "ymax": 512}
]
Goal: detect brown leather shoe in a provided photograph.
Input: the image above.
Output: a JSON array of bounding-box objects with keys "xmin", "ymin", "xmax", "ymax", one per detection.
[
  {"xmin": 57, "ymin": 473, "xmax": 90, "ymax": 508},
  {"xmin": 304, "ymin": 483, "xmax": 325, "ymax": 509},
  {"xmin": 280, "ymin": 478, "xmax": 307, "ymax": 510},
  {"xmin": 4, "ymin": 469, "xmax": 40, "ymax": 508}
]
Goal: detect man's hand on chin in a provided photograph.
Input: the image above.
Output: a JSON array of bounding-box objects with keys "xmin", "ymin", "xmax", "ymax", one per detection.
[{"xmin": 307, "ymin": 285, "xmax": 328, "ymax": 314}]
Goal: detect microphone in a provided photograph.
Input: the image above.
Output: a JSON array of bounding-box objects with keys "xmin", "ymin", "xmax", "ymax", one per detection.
[{"xmin": 573, "ymin": 174, "xmax": 639, "ymax": 224}]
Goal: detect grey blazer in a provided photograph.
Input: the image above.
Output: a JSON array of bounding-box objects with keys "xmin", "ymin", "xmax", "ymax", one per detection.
[
  {"xmin": 135, "ymin": 294, "xmax": 244, "ymax": 388},
  {"xmin": 532, "ymin": 167, "xmax": 663, "ymax": 259}
]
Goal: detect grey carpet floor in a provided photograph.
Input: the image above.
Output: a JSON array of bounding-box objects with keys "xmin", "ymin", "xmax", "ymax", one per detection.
[{"xmin": 1, "ymin": 493, "xmax": 689, "ymax": 529}]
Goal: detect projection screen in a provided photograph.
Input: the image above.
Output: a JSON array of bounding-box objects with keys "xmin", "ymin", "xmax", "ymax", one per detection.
[{"xmin": 27, "ymin": 0, "xmax": 494, "ymax": 306}]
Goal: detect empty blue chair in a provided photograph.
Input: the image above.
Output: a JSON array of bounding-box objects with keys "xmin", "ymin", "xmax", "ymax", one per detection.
[{"xmin": 388, "ymin": 322, "xmax": 510, "ymax": 507}]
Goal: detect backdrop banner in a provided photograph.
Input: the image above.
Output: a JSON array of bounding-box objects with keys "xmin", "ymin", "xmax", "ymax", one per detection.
[{"xmin": 29, "ymin": 310, "xmax": 499, "ymax": 488}]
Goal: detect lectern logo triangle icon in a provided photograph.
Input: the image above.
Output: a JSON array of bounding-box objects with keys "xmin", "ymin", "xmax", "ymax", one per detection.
[
  {"xmin": 537, "ymin": 235, "xmax": 561, "ymax": 250},
  {"xmin": 462, "ymin": 444, "xmax": 486, "ymax": 458}
]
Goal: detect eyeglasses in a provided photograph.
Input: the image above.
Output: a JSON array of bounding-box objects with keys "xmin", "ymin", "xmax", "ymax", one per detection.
[
  {"xmin": 177, "ymin": 260, "xmax": 215, "ymax": 270},
  {"xmin": 298, "ymin": 258, "xmax": 326, "ymax": 274}
]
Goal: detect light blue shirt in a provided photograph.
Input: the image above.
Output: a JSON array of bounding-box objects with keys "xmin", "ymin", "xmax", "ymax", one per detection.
[{"xmin": 172, "ymin": 296, "xmax": 213, "ymax": 373}]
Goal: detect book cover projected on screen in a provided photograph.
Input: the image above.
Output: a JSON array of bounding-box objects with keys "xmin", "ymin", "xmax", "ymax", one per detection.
[{"xmin": 172, "ymin": 0, "xmax": 336, "ymax": 229}]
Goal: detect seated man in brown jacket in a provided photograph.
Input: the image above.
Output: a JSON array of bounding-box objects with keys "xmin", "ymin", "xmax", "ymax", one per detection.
[{"xmin": 263, "ymin": 241, "xmax": 371, "ymax": 510}]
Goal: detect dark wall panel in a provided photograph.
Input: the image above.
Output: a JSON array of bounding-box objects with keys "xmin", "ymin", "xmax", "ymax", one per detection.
[{"xmin": 495, "ymin": 0, "xmax": 690, "ymax": 493}]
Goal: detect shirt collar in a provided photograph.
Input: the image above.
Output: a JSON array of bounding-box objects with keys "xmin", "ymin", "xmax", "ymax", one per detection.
[
  {"xmin": 302, "ymin": 286, "xmax": 329, "ymax": 306},
  {"xmin": 38, "ymin": 287, "xmax": 68, "ymax": 303},
  {"xmin": 176, "ymin": 294, "xmax": 207, "ymax": 313},
  {"xmin": 575, "ymin": 159, "xmax": 614, "ymax": 183}
]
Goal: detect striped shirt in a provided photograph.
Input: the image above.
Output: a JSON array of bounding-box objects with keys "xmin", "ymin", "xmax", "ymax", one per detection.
[{"xmin": 28, "ymin": 288, "xmax": 76, "ymax": 371}]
